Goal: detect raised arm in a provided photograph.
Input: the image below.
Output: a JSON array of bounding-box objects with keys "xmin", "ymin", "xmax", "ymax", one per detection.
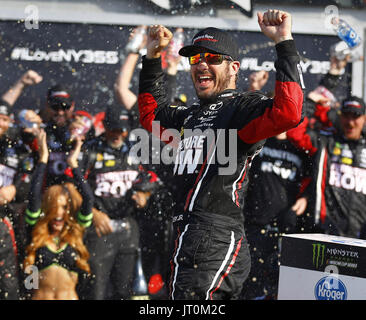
[
  {"xmin": 26, "ymin": 128, "xmax": 48, "ymax": 225},
  {"xmin": 138, "ymin": 25, "xmax": 188, "ymax": 134},
  {"xmin": 234, "ymin": 10, "xmax": 304, "ymax": 143},
  {"xmin": 114, "ymin": 26, "xmax": 147, "ymax": 110},
  {"xmin": 67, "ymin": 136, "xmax": 94, "ymax": 228},
  {"xmin": 2, "ymin": 70, "xmax": 42, "ymax": 107}
]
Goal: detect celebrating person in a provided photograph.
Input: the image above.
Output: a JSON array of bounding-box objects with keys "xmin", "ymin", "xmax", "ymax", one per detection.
[
  {"xmin": 138, "ymin": 9, "xmax": 304, "ymax": 300},
  {"xmin": 287, "ymin": 96, "xmax": 366, "ymax": 238},
  {"xmin": 80, "ymin": 106, "xmax": 141, "ymax": 300},
  {"xmin": 23, "ymin": 129, "xmax": 94, "ymax": 300}
]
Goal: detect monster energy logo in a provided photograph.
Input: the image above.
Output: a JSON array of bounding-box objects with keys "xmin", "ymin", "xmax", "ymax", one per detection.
[{"xmin": 312, "ymin": 243, "xmax": 326, "ymax": 268}]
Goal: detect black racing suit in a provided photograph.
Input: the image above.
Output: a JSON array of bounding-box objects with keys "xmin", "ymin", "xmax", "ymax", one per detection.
[
  {"xmin": 138, "ymin": 39, "xmax": 304, "ymax": 300},
  {"xmin": 44, "ymin": 121, "xmax": 95, "ymax": 188},
  {"xmin": 80, "ymin": 135, "xmax": 141, "ymax": 300},
  {"xmin": 125, "ymin": 187, "xmax": 175, "ymax": 299},
  {"xmin": 287, "ymin": 115, "xmax": 366, "ymax": 238},
  {"xmin": 241, "ymin": 136, "xmax": 313, "ymax": 299},
  {"xmin": 44, "ymin": 121, "xmax": 75, "ymax": 187}
]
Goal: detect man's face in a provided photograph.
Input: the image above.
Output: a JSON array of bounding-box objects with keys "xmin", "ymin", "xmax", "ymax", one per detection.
[
  {"xmin": 340, "ymin": 111, "xmax": 366, "ymax": 140},
  {"xmin": 105, "ymin": 129, "xmax": 128, "ymax": 149},
  {"xmin": 48, "ymin": 103, "xmax": 74, "ymax": 127},
  {"xmin": 0, "ymin": 114, "xmax": 11, "ymax": 137},
  {"xmin": 190, "ymin": 54, "xmax": 238, "ymax": 100}
]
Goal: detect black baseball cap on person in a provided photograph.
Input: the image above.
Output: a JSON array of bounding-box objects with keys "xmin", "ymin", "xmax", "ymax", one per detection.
[
  {"xmin": 47, "ymin": 84, "xmax": 74, "ymax": 110},
  {"xmin": 0, "ymin": 99, "xmax": 11, "ymax": 117},
  {"xmin": 103, "ymin": 106, "xmax": 130, "ymax": 131},
  {"xmin": 341, "ymin": 96, "xmax": 366, "ymax": 116},
  {"xmin": 131, "ymin": 171, "xmax": 161, "ymax": 194},
  {"xmin": 179, "ymin": 27, "xmax": 239, "ymax": 61}
]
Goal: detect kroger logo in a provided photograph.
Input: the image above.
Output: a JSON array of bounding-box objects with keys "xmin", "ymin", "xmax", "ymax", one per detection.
[{"xmin": 314, "ymin": 276, "xmax": 347, "ymax": 300}]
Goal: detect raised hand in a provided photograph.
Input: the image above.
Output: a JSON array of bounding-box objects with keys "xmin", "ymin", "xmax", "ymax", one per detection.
[
  {"xmin": 35, "ymin": 128, "xmax": 49, "ymax": 164},
  {"xmin": 146, "ymin": 25, "xmax": 173, "ymax": 59},
  {"xmin": 20, "ymin": 70, "xmax": 43, "ymax": 86},
  {"xmin": 257, "ymin": 9, "xmax": 293, "ymax": 44},
  {"xmin": 67, "ymin": 135, "xmax": 83, "ymax": 169},
  {"xmin": 249, "ymin": 70, "xmax": 269, "ymax": 91}
]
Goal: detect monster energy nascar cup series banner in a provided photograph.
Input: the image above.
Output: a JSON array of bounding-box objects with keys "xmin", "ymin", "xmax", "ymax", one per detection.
[{"xmin": 278, "ymin": 234, "xmax": 366, "ymax": 300}]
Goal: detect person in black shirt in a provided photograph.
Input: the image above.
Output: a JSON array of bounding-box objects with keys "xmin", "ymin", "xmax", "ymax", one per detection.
[
  {"xmin": 240, "ymin": 131, "xmax": 313, "ymax": 300},
  {"xmin": 128, "ymin": 170, "xmax": 174, "ymax": 299},
  {"xmin": 43, "ymin": 84, "xmax": 77, "ymax": 187},
  {"xmin": 81, "ymin": 105, "xmax": 142, "ymax": 300}
]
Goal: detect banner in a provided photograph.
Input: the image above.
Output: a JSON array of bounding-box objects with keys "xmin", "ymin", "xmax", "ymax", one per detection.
[
  {"xmin": 0, "ymin": 20, "xmax": 350, "ymax": 116},
  {"xmin": 148, "ymin": 0, "xmax": 253, "ymax": 17}
]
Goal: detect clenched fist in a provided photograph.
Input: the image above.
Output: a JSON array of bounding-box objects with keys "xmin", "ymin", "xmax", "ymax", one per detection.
[
  {"xmin": 20, "ymin": 70, "xmax": 43, "ymax": 86},
  {"xmin": 146, "ymin": 25, "xmax": 173, "ymax": 59},
  {"xmin": 257, "ymin": 9, "xmax": 293, "ymax": 44},
  {"xmin": 249, "ymin": 70, "xmax": 269, "ymax": 91}
]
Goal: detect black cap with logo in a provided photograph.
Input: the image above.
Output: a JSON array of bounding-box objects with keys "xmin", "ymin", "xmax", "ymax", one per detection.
[
  {"xmin": 179, "ymin": 27, "xmax": 239, "ymax": 61},
  {"xmin": 131, "ymin": 170, "xmax": 161, "ymax": 194},
  {"xmin": 341, "ymin": 96, "xmax": 366, "ymax": 116},
  {"xmin": 103, "ymin": 106, "xmax": 130, "ymax": 131},
  {"xmin": 47, "ymin": 84, "xmax": 74, "ymax": 110}
]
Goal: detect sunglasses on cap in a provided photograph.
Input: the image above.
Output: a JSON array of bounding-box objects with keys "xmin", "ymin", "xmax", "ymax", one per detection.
[{"xmin": 189, "ymin": 52, "xmax": 233, "ymax": 65}]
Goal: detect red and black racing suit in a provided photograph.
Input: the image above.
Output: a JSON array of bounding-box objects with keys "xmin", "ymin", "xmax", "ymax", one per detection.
[
  {"xmin": 138, "ymin": 39, "xmax": 304, "ymax": 300},
  {"xmin": 287, "ymin": 109, "xmax": 366, "ymax": 238}
]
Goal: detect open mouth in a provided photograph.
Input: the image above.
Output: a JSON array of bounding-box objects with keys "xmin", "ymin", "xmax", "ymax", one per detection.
[
  {"xmin": 52, "ymin": 217, "xmax": 64, "ymax": 227},
  {"xmin": 197, "ymin": 74, "xmax": 214, "ymax": 87}
]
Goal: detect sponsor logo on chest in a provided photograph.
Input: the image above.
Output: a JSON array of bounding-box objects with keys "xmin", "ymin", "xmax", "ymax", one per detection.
[{"xmin": 328, "ymin": 163, "xmax": 366, "ymax": 194}]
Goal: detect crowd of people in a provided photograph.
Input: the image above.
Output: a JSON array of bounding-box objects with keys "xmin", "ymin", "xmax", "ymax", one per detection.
[
  {"xmin": 0, "ymin": 12, "xmax": 365, "ymax": 300},
  {"xmin": 0, "ymin": 27, "xmax": 179, "ymax": 299}
]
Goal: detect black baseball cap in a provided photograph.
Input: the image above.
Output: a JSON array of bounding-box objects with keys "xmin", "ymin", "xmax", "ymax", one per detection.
[
  {"xmin": 103, "ymin": 106, "xmax": 130, "ymax": 131},
  {"xmin": 131, "ymin": 171, "xmax": 161, "ymax": 194},
  {"xmin": 0, "ymin": 100, "xmax": 11, "ymax": 117},
  {"xmin": 47, "ymin": 84, "xmax": 74, "ymax": 110},
  {"xmin": 341, "ymin": 96, "xmax": 366, "ymax": 116},
  {"xmin": 179, "ymin": 27, "xmax": 239, "ymax": 61}
]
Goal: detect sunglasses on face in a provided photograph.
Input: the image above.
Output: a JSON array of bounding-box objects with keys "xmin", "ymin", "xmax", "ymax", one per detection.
[
  {"xmin": 189, "ymin": 52, "xmax": 233, "ymax": 65},
  {"xmin": 50, "ymin": 103, "xmax": 72, "ymax": 111}
]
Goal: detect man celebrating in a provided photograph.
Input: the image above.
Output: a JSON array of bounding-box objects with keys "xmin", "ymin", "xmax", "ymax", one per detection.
[
  {"xmin": 287, "ymin": 96, "xmax": 366, "ymax": 238},
  {"xmin": 138, "ymin": 10, "xmax": 304, "ymax": 300}
]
